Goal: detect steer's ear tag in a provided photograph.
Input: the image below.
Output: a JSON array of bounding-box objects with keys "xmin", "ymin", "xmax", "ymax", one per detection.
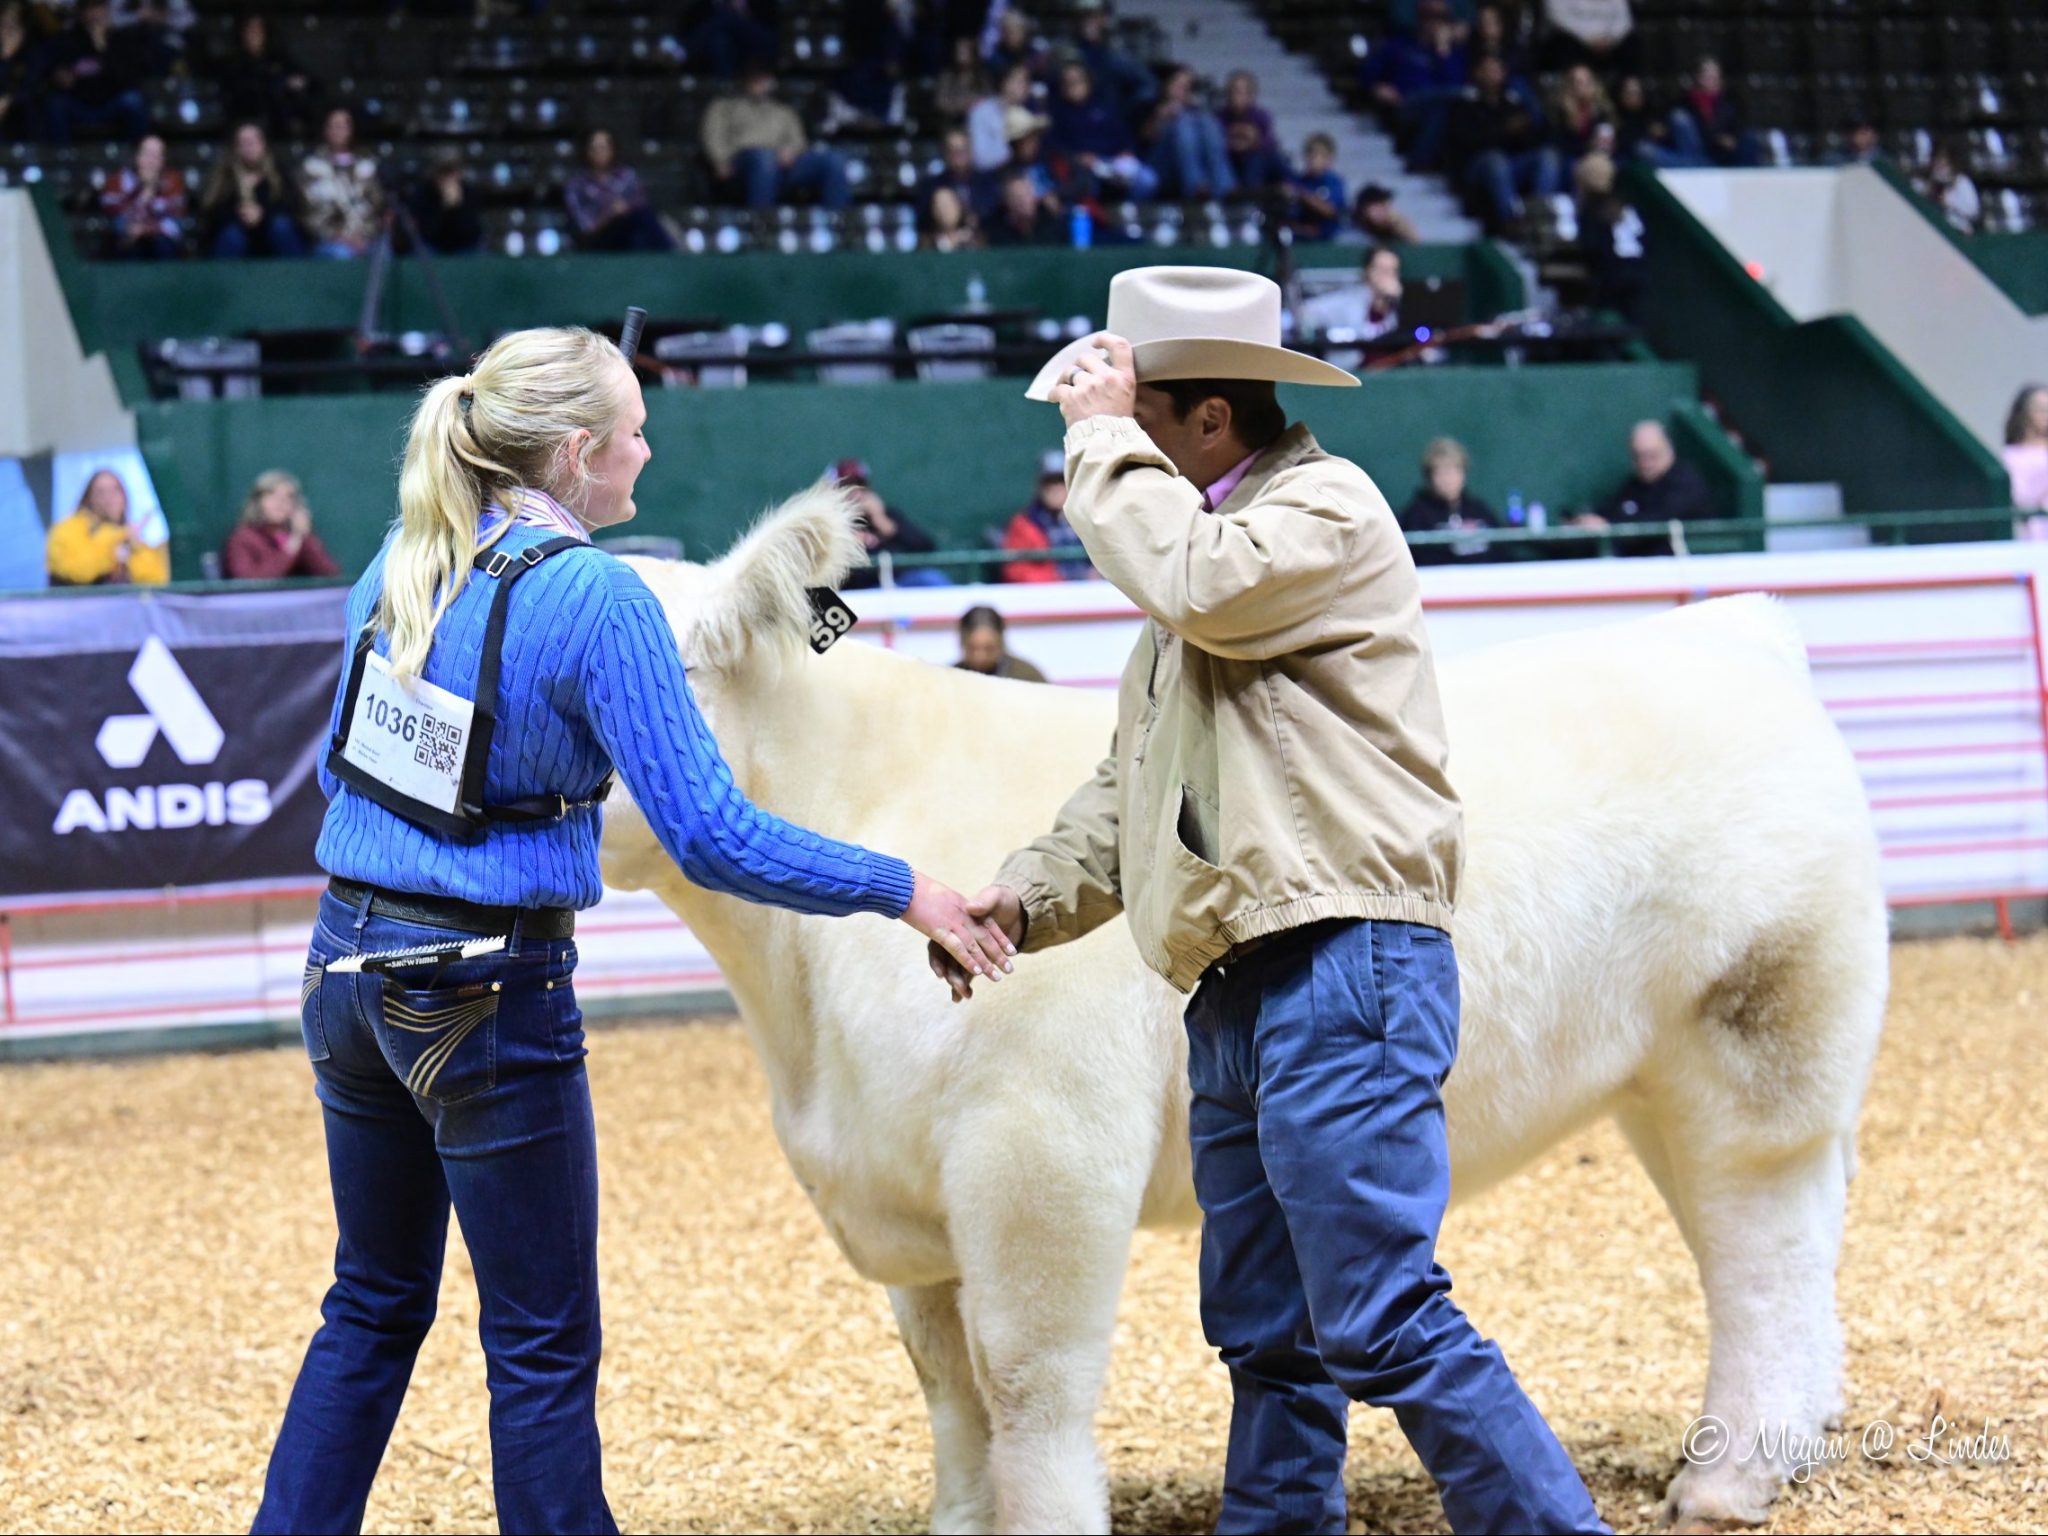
[{"xmin": 806, "ymin": 586, "xmax": 856, "ymax": 654}]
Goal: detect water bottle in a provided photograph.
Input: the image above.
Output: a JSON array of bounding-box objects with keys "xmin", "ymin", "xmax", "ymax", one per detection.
[
  {"xmin": 964, "ymin": 271, "xmax": 988, "ymax": 310},
  {"xmin": 1527, "ymin": 499, "xmax": 1548, "ymax": 532},
  {"xmin": 1505, "ymin": 490, "xmax": 1526, "ymax": 527},
  {"xmin": 1070, "ymin": 205, "xmax": 1093, "ymax": 249}
]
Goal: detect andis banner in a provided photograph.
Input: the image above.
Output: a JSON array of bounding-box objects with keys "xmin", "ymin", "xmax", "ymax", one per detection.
[{"xmin": 0, "ymin": 587, "xmax": 349, "ymax": 900}]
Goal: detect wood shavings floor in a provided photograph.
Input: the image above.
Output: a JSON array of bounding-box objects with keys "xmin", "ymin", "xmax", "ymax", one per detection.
[{"xmin": 3, "ymin": 935, "xmax": 2043, "ymax": 1533}]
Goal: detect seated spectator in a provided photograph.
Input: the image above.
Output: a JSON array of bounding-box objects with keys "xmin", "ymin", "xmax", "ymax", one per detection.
[
  {"xmin": 1471, "ymin": 4, "xmax": 1532, "ymax": 83},
  {"xmin": 1351, "ymin": 181, "xmax": 1421, "ymax": 244},
  {"xmin": 701, "ymin": 64, "xmax": 851, "ymax": 212},
  {"xmin": 1398, "ymin": 437, "xmax": 1505, "ymax": 565},
  {"xmin": 212, "ymin": 12, "xmax": 316, "ymax": 141},
  {"xmin": 1072, "ymin": 0, "xmax": 1155, "ymax": 122},
  {"xmin": 1, "ymin": 2, "xmax": 40, "ymax": 142},
  {"xmin": 1219, "ymin": 70, "xmax": 1285, "ymax": 189},
  {"xmin": 684, "ymin": 0, "xmax": 780, "ymax": 82},
  {"xmin": 1576, "ymin": 152, "xmax": 1646, "ymax": 321},
  {"xmin": 42, "ymin": 0, "xmax": 150, "ymax": 144},
  {"xmin": 1302, "ymin": 244, "xmax": 1405, "ymax": 350},
  {"xmin": 1548, "ymin": 64, "xmax": 1613, "ymax": 168},
  {"xmin": 1614, "ymin": 75, "xmax": 1689, "ymax": 166},
  {"xmin": 101, "ymin": 132, "xmax": 188, "ymax": 259},
  {"xmin": 405, "ymin": 147, "xmax": 483, "ymax": 255},
  {"xmin": 1047, "ymin": 60, "xmax": 1156, "ymax": 199},
  {"xmin": 1539, "ymin": 0, "xmax": 1637, "ymax": 76},
  {"xmin": 1145, "ymin": 65, "xmax": 1233, "ymax": 199},
  {"xmin": 200, "ymin": 122, "xmax": 304, "ymax": 258},
  {"xmin": 986, "ymin": 166, "xmax": 1063, "ymax": 245},
  {"xmin": 301, "ymin": 107, "xmax": 384, "ymax": 260},
  {"xmin": 2003, "ymin": 385, "xmax": 2048, "ymax": 527},
  {"xmin": 1365, "ymin": 0, "xmax": 1467, "ymax": 172},
  {"xmin": 47, "ymin": 469, "xmax": 168, "ymax": 586},
  {"xmin": 1920, "ymin": 143, "xmax": 1980, "ymax": 235},
  {"xmin": 1573, "ymin": 419, "xmax": 1713, "ymax": 555},
  {"xmin": 825, "ymin": 4, "xmax": 911, "ymax": 134},
  {"xmin": 566, "ymin": 129, "xmax": 674, "ymax": 252},
  {"xmin": 1669, "ymin": 56, "xmax": 1759, "ymax": 169},
  {"xmin": 1285, "ymin": 133, "xmax": 1346, "ymax": 242},
  {"xmin": 1303, "ymin": 244, "xmax": 1402, "ymax": 370},
  {"xmin": 999, "ymin": 105, "xmax": 1060, "ymax": 207},
  {"xmin": 110, "ymin": 0, "xmax": 192, "ymax": 78},
  {"xmin": 924, "ymin": 184, "xmax": 983, "ymax": 251},
  {"xmin": 985, "ymin": 8, "xmax": 1043, "ymax": 84},
  {"xmin": 221, "ymin": 470, "xmax": 340, "ymax": 580},
  {"xmin": 1000, "ymin": 468, "xmax": 1091, "ymax": 582},
  {"xmin": 935, "ymin": 35, "xmax": 986, "ymax": 122},
  {"xmin": 956, "ymin": 605, "xmax": 1047, "ymax": 682},
  {"xmin": 836, "ymin": 459, "xmax": 947, "ymax": 589},
  {"xmin": 922, "ymin": 128, "xmax": 987, "ymax": 223},
  {"xmin": 1448, "ymin": 52, "xmax": 1560, "ymax": 235},
  {"xmin": 1833, "ymin": 116, "xmax": 1881, "ymax": 167},
  {"xmin": 967, "ymin": 61, "xmax": 1036, "ymax": 175}
]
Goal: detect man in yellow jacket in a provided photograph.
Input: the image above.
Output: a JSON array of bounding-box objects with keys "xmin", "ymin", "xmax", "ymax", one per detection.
[
  {"xmin": 46, "ymin": 469, "xmax": 170, "ymax": 586},
  {"xmin": 931, "ymin": 268, "xmax": 1609, "ymax": 1535}
]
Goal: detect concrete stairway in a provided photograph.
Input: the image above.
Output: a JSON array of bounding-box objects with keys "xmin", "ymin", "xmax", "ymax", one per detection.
[{"xmin": 1117, "ymin": 0, "xmax": 1481, "ymax": 242}]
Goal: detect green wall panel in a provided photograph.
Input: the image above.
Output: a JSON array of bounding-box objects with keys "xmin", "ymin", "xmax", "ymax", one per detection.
[
  {"xmin": 142, "ymin": 360, "xmax": 1730, "ymax": 580},
  {"xmin": 67, "ymin": 238, "xmax": 1521, "ymax": 380}
]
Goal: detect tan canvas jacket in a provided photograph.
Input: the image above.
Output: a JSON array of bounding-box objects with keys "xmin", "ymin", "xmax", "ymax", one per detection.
[
  {"xmin": 994, "ymin": 414, "xmax": 1463, "ymax": 993},
  {"xmin": 700, "ymin": 96, "xmax": 808, "ymax": 166}
]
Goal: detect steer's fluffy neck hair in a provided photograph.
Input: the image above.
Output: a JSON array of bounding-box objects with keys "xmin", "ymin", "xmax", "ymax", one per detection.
[{"xmin": 680, "ymin": 481, "xmax": 869, "ymax": 677}]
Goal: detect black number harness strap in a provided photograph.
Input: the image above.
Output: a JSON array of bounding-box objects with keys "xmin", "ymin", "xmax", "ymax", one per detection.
[{"xmin": 327, "ymin": 535, "xmax": 615, "ymax": 839}]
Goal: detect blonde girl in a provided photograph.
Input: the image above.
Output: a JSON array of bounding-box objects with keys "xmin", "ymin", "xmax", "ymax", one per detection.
[{"xmin": 253, "ymin": 326, "xmax": 1010, "ymax": 1534}]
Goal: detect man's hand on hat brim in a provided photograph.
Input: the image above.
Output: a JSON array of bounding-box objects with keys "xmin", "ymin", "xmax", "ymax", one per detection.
[{"xmin": 1052, "ymin": 332, "xmax": 1137, "ymax": 427}]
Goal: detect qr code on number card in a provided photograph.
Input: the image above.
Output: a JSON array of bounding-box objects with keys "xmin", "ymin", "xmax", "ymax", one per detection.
[{"xmin": 415, "ymin": 716, "xmax": 462, "ymax": 776}]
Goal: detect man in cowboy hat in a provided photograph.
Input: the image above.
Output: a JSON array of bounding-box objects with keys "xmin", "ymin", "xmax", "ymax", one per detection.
[{"xmin": 930, "ymin": 267, "xmax": 1609, "ymax": 1535}]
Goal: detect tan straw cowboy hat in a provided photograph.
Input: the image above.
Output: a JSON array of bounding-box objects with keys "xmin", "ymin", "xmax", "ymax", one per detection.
[{"xmin": 1026, "ymin": 265, "xmax": 1359, "ymax": 402}]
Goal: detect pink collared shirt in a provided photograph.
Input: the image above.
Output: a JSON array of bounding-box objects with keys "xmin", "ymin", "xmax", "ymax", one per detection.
[{"xmin": 1202, "ymin": 451, "xmax": 1260, "ymax": 512}]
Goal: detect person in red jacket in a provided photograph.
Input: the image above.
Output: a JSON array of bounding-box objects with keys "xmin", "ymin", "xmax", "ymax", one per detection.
[
  {"xmin": 998, "ymin": 467, "xmax": 1093, "ymax": 583},
  {"xmin": 221, "ymin": 470, "xmax": 342, "ymax": 579}
]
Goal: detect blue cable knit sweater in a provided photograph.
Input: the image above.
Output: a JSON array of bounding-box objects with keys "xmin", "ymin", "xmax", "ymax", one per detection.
[{"xmin": 315, "ymin": 524, "xmax": 915, "ymax": 918}]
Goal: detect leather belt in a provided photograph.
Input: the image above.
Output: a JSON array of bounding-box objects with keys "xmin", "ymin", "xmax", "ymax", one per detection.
[
  {"xmin": 327, "ymin": 877, "xmax": 576, "ymax": 941},
  {"xmin": 1206, "ymin": 918, "xmax": 1357, "ymax": 981}
]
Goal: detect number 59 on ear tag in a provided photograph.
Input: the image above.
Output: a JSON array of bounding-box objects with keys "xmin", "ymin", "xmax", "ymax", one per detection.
[{"xmin": 806, "ymin": 586, "xmax": 856, "ymax": 654}]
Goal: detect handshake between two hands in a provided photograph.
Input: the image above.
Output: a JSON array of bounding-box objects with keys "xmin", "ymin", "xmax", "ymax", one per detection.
[{"xmin": 902, "ymin": 874, "xmax": 1028, "ymax": 1005}]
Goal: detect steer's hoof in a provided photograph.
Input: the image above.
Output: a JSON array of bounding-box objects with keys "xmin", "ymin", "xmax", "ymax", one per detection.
[{"xmin": 1660, "ymin": 1460, "xmax": 1779, "ymax": 1529}]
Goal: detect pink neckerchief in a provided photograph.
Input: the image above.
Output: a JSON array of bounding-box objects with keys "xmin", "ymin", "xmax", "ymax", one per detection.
[
  {"xmin": 1202, "ymin": 451, "xmax": 1260, "ymax": 512},
  {"xmin": 478, "ymin": 487, "xmax": 590, "ymax": 545}
]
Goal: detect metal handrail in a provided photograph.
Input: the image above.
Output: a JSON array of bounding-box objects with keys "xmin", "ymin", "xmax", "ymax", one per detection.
[
  {"xmin": 875, "ymin": 506, "xmax": 2022, "ymax": 580},
  {"xmin": 0, "ymin": 507, "xmax": 2022, "ymax": 601}
]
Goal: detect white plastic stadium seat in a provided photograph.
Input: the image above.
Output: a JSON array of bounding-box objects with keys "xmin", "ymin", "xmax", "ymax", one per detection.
[
  {"xmin": 157, "ymin": 337, "xmax": 262, "ymax": 401},
  {"xmin": 906, "ymin": 323, "xmax": 995, "ymax": 382},
  {"xmin": 652, "ymin": 329, "xmax": 749, "ymax": 389},
  {"xmin": 806, "ymin": 319, "xmax": 896, "ymax": 384}
]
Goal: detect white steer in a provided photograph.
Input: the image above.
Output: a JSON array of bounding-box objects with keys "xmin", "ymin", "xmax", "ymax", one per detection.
[{"xmin": 600, "ymin": 491, "xmax": 1888, "ymax": 1533}]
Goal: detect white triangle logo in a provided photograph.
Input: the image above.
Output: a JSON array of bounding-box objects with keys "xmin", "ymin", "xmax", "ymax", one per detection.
[{"xmin": 95, "ymin": 637, "xmax": 225, "ymax": 769}]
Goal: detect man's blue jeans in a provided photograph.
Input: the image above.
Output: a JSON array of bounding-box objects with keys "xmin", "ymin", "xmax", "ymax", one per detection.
[
  {"xmin": 1399, "ymin": 85, "xmax": 1466, "ymax": 171},
  {"xmin": 1184, "ymin": 919, "xmax": 1608, "ymax": 1535},
  {"xmin": 1465, "ymin": 146, "xmax": 1562, "ymax": 229},
  {"xmin": 1149, "ymin": 110, "xmax": 1236, "ymax": 198},
  {"xmin": 734, "ymin": 145, "xmax": 851, "ymax": 209},
  {"xmin": 214, "ymin": 216, "xmax": 306, "ymax": 258},
  {"xmin": 252, "ymin": 891, "xmax": 615, "ymax": 1535}
]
